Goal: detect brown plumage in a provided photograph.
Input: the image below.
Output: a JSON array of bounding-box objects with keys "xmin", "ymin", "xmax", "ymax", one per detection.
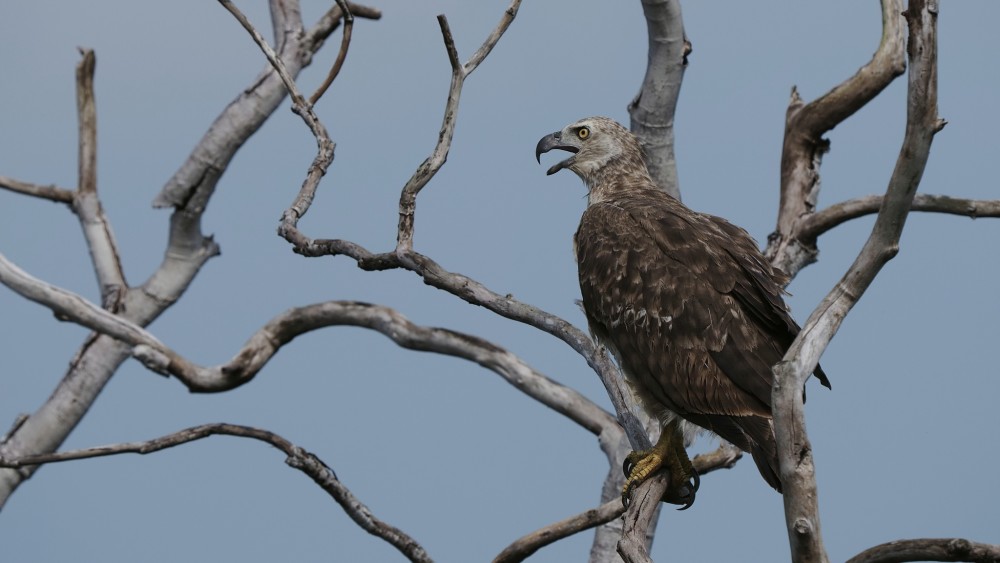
[{"xmin": 536, "ymin": 116, "xmax": 830, "ymax": 494}]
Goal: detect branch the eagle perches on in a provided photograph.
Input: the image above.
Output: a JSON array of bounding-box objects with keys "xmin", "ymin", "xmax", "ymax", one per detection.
[{"xmin": 2, "ymin": 1, "xmax": 1000, "ymax": 562}]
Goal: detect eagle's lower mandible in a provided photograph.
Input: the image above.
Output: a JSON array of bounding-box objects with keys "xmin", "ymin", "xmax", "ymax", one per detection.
[{"xmin": 536, "ymin": 116, "xmax": 831, "ymax": 508}]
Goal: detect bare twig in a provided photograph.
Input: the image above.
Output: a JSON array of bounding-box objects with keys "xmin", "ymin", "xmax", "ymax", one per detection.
[
  {"xmin": 308, "ymin": 0, "xmax": 353, "ymax": 105},
  {"xmin": 801, "ymin": 193, "xmax": 1000, "ymax": 238},
  {"xmin": 394, "ymin": 1, "xmax": 522, "ymax": 254},
  {"xmin": 71, "ymin": 49, "xmax": 128, "ymax": 311},
  {"xmin": 628, "ymin": 0, "xmax": 688, "ymax": 200},
  {"xmin": 493, "ymin": 499, "xmax": 626, "ymax": 563},
  {"xmin": 766, "ymin": 0, "xmax": 906, "ymax": 278},
  {"xmin": 303, "ymin": 2, "xmax": 379, "ymax": 58},
  {"xmin": 0, "ymin": 423, "xmax": 433, "ymax": 563},
  {"xmin": 0, "ymin": 176, "xmax": 74, "ymax": 204},
  {"xmin": 846, "ymin": 537, "xmax": 1000, "ymax": 563},
  {"xmin": 75, "ymin": 49, "xmax": 97, "ymax": 196},
  {"xmin": 772, "ymin": 2, "xmax": 943, "ymax": 562}
]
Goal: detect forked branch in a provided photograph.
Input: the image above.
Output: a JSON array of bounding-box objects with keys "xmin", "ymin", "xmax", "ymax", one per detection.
[
  {"xmin": 772, "ymin": 2, "xmax": 943, "ymax": 561},
  {"xmin": 766, "ymin": 0, "xmax": 906, "ymax": 278}
]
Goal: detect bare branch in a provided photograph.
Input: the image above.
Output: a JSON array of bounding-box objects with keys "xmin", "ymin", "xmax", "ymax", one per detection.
[
  {"xmin": 0, "ymin": 424, "xmax": 433, "ymax": 563},
  {"xmin": 217, "ymin": 0, "xmax": 306, "ymax": 107},
  {"xmin": 0, "ymin": 253, "xmax": 166, "ymax": 351},
  {"xmin": 614, "ymin": 441, "xmax": 744, "ymax": 563},
  {"xmin": 0, "ymin": 255, "xmax": 615, "ymax": 435},
  {"xmin": 617, "ymin": 473, "xmax": 666, "ymax": 563},
  {"xmin": 0, "ymin": 176, "xmax": 74, "ymax": 204},
  {"xmin": 846, "ymin": 538, "xmax": 1000, "ymax": 563},
  {"xmin": 494, "ymin": 499, "xmax": 626, "ymax": 563},
  {"xmin": 766, "ymin": 0, "xmax": 907, "ymax": 278},
  {"xmin": 801, "ymin": 193, "xmax": 1000, "ymax": 238},
  {"xmin": 71, "ymin": 48, "xmax": 128, "ymax": 311},
  {"xmin": 308, "ymin": 0, "xmax": 353, "ymax": 105},
  {"xmin": 773, "ymin": 2, "xmax": 943, "ymax": 562},
  {"xmin": 463, "ymin": 1, "xmax": 521, "ymax": 74},
  {"xmin": 628, "ymin": 0, "xmax": 688, "ymax": 199},
  {"xmin": 304, "ymin": 1, "xmax": 381, "ymax": 53},
  {"xmin": 75, "ymin": 49, "xmax": 97, "ymax": 196},
  {"xmin": 394, "ymin": 1, "xmax": 524, "ymax": 253}
]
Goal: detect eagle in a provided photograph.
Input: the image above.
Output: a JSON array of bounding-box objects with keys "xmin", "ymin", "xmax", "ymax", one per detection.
[{"xmin": 535, "ymin": 116, "xmax": 830, "ymax": 508}]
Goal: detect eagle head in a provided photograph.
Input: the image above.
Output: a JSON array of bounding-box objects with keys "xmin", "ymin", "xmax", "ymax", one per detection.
[{"xmin": 535, "ymin": 116, "xmax": 644, "ymax": 183}]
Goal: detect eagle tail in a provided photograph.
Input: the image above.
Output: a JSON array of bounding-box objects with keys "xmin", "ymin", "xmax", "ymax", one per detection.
[
  {"xmin": 737, "ymin": 415, "xmax": 783, "ymax": 493},
  {"xmin": 750, "ymin": 439, "xmax": 783, "ymax": 493}
]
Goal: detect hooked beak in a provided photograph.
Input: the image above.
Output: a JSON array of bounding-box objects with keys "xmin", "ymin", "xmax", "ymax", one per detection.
[{"xmin": 535, "ymin": 131, "xmax": 580, "ymax": 175}]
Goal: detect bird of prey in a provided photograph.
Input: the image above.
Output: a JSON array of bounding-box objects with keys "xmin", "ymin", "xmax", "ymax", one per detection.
[{"xmin": 536, "ymin": 116, "xmax": 830, "ymax": 508}]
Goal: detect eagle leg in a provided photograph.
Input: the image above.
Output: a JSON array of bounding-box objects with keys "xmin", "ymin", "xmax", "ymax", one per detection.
[{"xmin": 622, "ymin": 419, "xmax": 699, "ymax": 509}]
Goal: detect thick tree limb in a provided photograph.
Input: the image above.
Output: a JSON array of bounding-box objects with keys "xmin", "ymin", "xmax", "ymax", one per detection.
[
  {"xmin": 766, "ymin": 0, "xmax": 906, "ymax": 278},
  {"xmin": 0, "ymin": 423, "xmax": 432, "ymax": 563},
  {"xmin": 628, "ymin": 0, "xmax": 688, "ymax": 200},
  {"xmin": 772, "ymin": 2, "xmax": 943, "ymax": 562},
  {"xmin": 801, "ymin": 193, "xmax": 1000, "ymax": 238},
  {"xmin": 846, "ymin": 538, "xmax": 1000, "ymax": 563}
]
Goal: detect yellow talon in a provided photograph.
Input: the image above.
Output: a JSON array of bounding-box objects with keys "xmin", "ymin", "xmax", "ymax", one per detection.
[{"xmin": 621, "ymin": 420, "xmax": 699, "ymax": 509}]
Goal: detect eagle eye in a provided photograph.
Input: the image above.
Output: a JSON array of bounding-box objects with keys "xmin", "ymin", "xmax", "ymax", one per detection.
[{"xmin": 577, "ymin": 127, "xmax": 590, "ymax": 140}]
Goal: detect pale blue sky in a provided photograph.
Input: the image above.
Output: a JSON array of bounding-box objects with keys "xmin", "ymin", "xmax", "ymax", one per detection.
[{"xmin": 1, "ymin": 2, "xmax": 998, "ymax": 561}]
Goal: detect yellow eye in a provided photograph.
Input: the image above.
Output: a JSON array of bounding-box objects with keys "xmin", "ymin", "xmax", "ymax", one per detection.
[{"xmin": 577, "ymin": 127, "xmax": 590, "ymax": 140}]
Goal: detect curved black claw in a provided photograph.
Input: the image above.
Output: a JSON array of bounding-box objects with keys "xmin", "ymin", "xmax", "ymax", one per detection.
[
  {"xmin": 623, "ymin": 456, "xmax": 634, "ymax": 479},
  {"xmin": 661, "ymin": 470, "xmax": 700, "ymax": 510}
]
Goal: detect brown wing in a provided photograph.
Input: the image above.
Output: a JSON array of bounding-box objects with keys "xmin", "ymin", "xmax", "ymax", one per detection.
[{"xmin": 576, "ymin": 195, "xmax": 767, "ymax": 416}]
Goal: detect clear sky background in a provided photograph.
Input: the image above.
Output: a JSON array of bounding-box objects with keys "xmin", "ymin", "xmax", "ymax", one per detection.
[{"xmin": 1, "ymin": 2, "xmax": 998, "ymax": 562}]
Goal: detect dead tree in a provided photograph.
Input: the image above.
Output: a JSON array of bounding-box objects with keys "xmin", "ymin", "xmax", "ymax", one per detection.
[{"xmin": 1, "ymin": 1, "xmax": 998, "ymax": 562}]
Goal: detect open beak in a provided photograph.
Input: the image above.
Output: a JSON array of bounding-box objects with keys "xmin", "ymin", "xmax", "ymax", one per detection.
[{"xmin": 535, "ymin": 131, "xmax": 580, "ymax": 175}]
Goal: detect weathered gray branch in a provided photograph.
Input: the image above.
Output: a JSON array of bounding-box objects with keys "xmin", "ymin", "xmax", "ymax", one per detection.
[
  {"xmin": 772, "ymin": 2, "xmax": 943, "ymax": 562},
  {"xmin": 628, "ymin": 0, "xmax": 688, "ymax": 200},
  {"xmin": 71, "ymin": 49, "xmax": 128, "ymax": 311},
  {"xmin": 846, "ymin": 537, "xmax": 1000, "ymax": 563},
  {"xmin": 0, "ymin": 253, "xmax": 616, "ymax": 439},
  {"xmin": 0, "ymin": 176, "xmax": 75, "ymax": 203},
  {"xmin": 766, "ymin": 0, "xmax": 906, "ymax": 278},
  {"xmin": 0, "ymin": 423, "xmax": 433, "ymax": 563},
  {"xmin": 494, "ymin": 500, "xmax": 627, "ymax": 563},
  {"xmin": 801, "ymin": 193, "xmax": 1000, "ymax": 238},
  {"xmin": 308, "ymin": 0, "xmax": 353, "ymax": 105}
]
